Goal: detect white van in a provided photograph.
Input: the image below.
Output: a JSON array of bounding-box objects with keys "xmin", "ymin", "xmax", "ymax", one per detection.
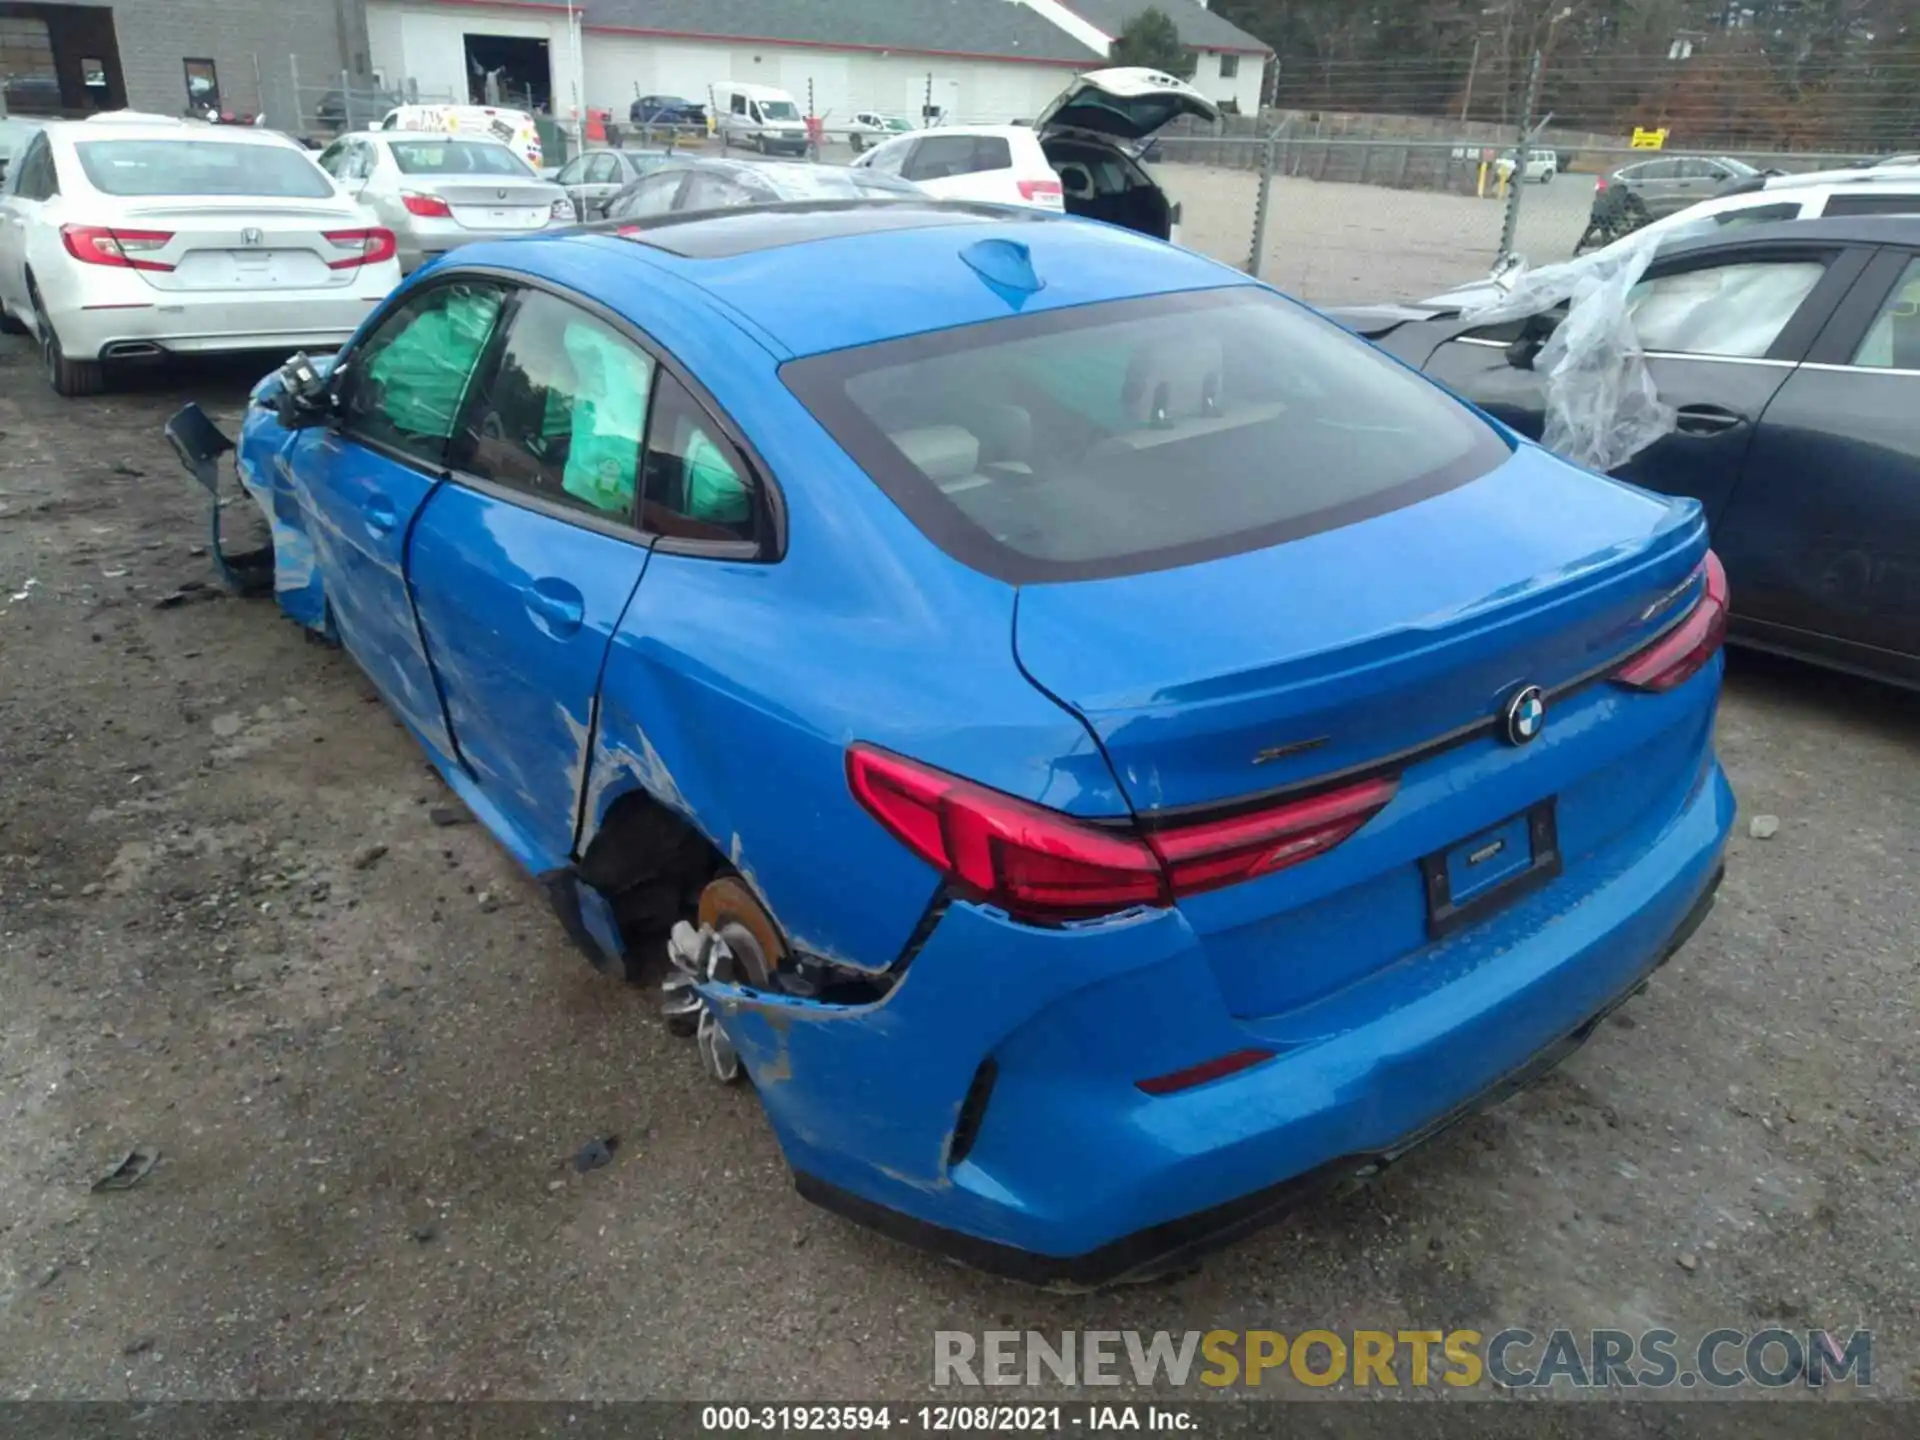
[
  {"xmin": 378, "ymin": 104, "xmax": 543, "ymax": 172},
  {"xmin": 709, "ymin": 83, "xmax": 808, "ymax": 156}
]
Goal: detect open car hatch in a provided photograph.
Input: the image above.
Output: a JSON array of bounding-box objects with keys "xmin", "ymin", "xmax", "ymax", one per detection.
[{"xmin": 1035, "ymin": 66, "xmax": 1220, "ymax": 145}]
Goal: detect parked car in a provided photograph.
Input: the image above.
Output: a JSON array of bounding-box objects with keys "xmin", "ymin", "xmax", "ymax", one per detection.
[
  {"xmin": 165, "ymin": 198, "xmax": 1731, "ymax": 1285},
  {"xmin": 846, "ymin": 111, "xmax": 912, "ymax": 154},
  {"xmin": 553, "ymin": 147, "xmax": 679, "ymax": 219},
  {"xmin": 602, "ymin": 155, "xmax": 921, "ymax": 219},
  {"xmin": 1567, "ymin": 162, "xmax": 1920, "ymax": 253},
  {"xmin": 709, "ymin": 82, "xmax": 808, "ymax": 156},
  {"xmin": 0, "ymin": 119, "xmax": 398, "ymax": 396},
  {"xmin": 316, "ymin": 132, "xmax": 573, "ymax": 273},
  {"xmin": 1495, "ymin": 146, "xmax": 1560, "ymax": 184},
  {"xmin": 1334, "ymin": 215, "xmax": 1920, "ymax": 688},
  {"xmin": 314, "ymin": 87, "xmax": 407, "ymax": 135},
  {"xmin": 377, "ymin": 103, "xmax": 543, "ymax": 172},
  {"xmin": 1596, "ymin": 154, "xmax": 1761, "ymax": 222},
  {"xmin": 851, "ymin": 67, "xmax": 1219, "ymax": 243},
  {"xmin": 628, "ymin": 95, "xmax": 705, "ymax": 129}
]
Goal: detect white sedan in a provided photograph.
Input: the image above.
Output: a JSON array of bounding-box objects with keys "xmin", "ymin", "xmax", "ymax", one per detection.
[{"xmin": 0, "ymin": 117, "xmax": 400, "ymax": 396}]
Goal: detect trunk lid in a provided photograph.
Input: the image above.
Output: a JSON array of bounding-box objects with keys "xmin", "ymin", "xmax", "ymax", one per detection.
[
  {"xmin": 113, "ymin": 198, "xmax": 366, "ymax": 292},
  {"xmin": 1015, "ymin": 448, "xmax": 1714, "ymax": 1020},
  {"xmin": 1035, "ymin": 66, "xmax": 1220, "ymax": 144},
  {"xmin": 411, "ymin": 177, "xmax": 559, "ymax": 232},
  {"xmin": 1014, "ymin": 446, "xmax": 1707, "ymax": 817}
]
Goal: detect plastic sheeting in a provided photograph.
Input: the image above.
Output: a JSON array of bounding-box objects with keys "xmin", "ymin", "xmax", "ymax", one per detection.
[{"xmin": 1458, "ymin": 226, "xmax": 1677, "ymax": 475}]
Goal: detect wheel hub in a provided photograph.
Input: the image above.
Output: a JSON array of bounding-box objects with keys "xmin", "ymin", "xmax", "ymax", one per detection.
[{"xmin": 661, "ymin": 876, "xmax": 789, "ymax": 1085}]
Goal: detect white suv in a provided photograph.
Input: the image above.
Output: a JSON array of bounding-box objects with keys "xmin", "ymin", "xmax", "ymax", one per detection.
[{"xmin": 850, "ymin": 67, "xmax": 1217, "ymax": 243}]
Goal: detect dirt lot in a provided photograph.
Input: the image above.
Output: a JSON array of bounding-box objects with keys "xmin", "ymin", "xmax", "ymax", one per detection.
[{"xmin": 2, "ymin": 330, "xmax": 1918, "ymax": 1409}]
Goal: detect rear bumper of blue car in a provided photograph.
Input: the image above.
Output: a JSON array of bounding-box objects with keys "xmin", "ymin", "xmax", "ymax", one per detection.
[
  {"xmin": 723, "ymin": 755, "xmax": 1733, "ymax": 1287},
  {"xmin": 798, "ymin": 855, "xmax": 1723, "ymax": 1288}
]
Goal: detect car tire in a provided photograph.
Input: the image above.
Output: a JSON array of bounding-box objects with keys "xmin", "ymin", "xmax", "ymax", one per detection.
[
  {"xmin": 0, "ymin": 301, "xmax": 26, "ymax": 336},
  {"xmin": 849, "ymin": 134, "xmax": 864, "ymax": 154},
  {"xmin": 33, "ymin": 293, "xmax": 104, "ymax": 399},
  {"xmin": 1541, "ymin": 169, "xmax": 1555, "ymax": 184},
  {"xmin": 753, "ymin": 134, "xmax": 767, "ymax": 155}
]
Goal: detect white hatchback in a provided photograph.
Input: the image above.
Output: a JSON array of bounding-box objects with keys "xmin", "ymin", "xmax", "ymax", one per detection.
[
  {"xmin": 0, "ymin": 120, "xmax": 400, "ymax": 396},
  {"xmin": 850, "ymin": 67, "xmax": 1218, "ymax": 244}
]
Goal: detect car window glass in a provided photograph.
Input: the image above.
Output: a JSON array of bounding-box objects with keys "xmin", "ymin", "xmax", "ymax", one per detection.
[
  {"xmin": 75, "ymin": 139, "xmax": 333, "ymax": 198},
  {"xmin": 684, "ymin": 171, "xmax": 752, "ymax": 209},
  {"xmin": 641, "ymin": 372, "xmax": 756, "ymax": 542},
  {"xmin": 1713, "ymin": 202, "xmax": 1800, "ymax": 228},
  {"xmin": 904, "ymin": 134, "xmax": 997, "ymax": 181},
  {"xmin": 864, "ymin": 138, "xmax": 911, "ymax": 176},
  {"xmin": 556, "ymin": 156, "xmax": 587, "ymax": 185},
  {"xmin": 610, "ymin": 172, "xmax": 681, "ymax": 219},
  {"xmin": 587, "ymin": 153, "xmax": 621, "ymax": 184},
  {"xmin": 458, "ymin": 290, "xmax": 655, "ymax": 521},
  {"xmin": 389, "ymin": 139, "xmax": 529, "ymax": 177},
  {"xmin": 787, "ymin": 287, "xmax": 1503, "ymax": 574},
  {"xmin": 1822, "ymin": 192, "xmax": 1920, "ymax": 218},
  {"xmin": 1851, "ymin": 258, "xmax": 1920, "ymax": 369},
  {"xmin": 1627, "ymin": 260, "xmax": 1826, "ymax": 358},
  {"xmin": 317, "ymin": 141, "xmax": 349, "ymax": 177},
  {"xmin": 341, "ymin": 280, "xmax": 508, "ymax": 465},
  {"xmin": 14, "ymin": 136, "xmax": 56, "ymax": 199},
  {"xmin": 730, "ymin": 94, "xmax": 747, "ymax": 115}
]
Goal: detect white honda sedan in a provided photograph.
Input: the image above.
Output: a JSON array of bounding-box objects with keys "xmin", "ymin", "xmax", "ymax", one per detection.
[{"xmin": 0, "ymin": 118, "xmax": 400, "ymax": 396}]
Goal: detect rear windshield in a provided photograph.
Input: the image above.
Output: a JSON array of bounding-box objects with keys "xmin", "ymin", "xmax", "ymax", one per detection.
[
  {"xmin": 389, "ymin": 139, "xmax": 532, "ymax": 177},
  {"xmin": 783, "ymin": 287, "xmax": 1508, "ymax": 582},
  {"xmin": 74, "ymin": 140, "xmax": 334, "ymax": 198}
]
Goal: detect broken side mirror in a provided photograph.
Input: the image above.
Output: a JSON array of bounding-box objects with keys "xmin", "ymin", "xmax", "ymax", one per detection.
[
  {"xmin": 1505, "ymin": 313, "xmax": 1556, "ymax": 372},
  {"xmin": 269, "ymin": 351, "xmax": 335, "ymax": 429}
]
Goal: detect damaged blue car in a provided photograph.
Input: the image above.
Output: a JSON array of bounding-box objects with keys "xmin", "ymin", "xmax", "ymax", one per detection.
[{"xmin": 167, "ymin": 197, "xmax": 1733, "ymax": 1287}]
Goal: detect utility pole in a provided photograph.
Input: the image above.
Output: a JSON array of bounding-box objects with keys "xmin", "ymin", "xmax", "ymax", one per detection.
[{"xmin": 1460, "ymin": 33, "xmax": 1481, "ymax": 122}]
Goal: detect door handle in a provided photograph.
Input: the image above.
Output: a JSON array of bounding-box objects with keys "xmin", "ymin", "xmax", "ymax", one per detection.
[
  {"xmin": 363, "ymin": 494, "xmax": 398, "ymax": 536},
  {"xmin": 1674, "ymin": 404, "xmax": 1745, "ymax": 436},
  {"xmin": 525, "ymin": 578, "xmax": 585, "ymax": 637}
]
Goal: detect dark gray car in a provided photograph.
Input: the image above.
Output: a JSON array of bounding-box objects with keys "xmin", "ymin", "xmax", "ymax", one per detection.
[
  {"xmin": 553, "ymin": 148, "xmax": 681, "ymax": 220},
  {"xmin": 1607, "ymin": 154, "xmax": 1761, "ymax": 219},
  {"xmin": 603, "ymin": 156, "xmax": 923, "ymax": 222}
]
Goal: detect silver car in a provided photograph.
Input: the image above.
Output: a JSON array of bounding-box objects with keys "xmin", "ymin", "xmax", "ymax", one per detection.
[
  {"xmin": 552, "ymin": 148, "xmax": 681, "ymax": 220},
  {"xmin": 316, "ymin": 131, "xmax": 574, "ymax": 272}
]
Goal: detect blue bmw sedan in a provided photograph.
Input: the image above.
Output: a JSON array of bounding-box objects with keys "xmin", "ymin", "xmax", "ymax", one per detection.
[{"xmin": 169, "ymin": 198, "xmax": 1734, "ymax": 1286}]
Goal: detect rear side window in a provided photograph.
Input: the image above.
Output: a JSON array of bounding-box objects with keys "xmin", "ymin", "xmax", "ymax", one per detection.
[
  {"xmin": 74, "ymin": 140, "xmax": 334, "ymax": 197},
  {"xmin": 905, "ymin": 135, "xmax": 1011, "ymax": 181},
  {"xmin": 456, "ymin": 289, "xmax": 655, "ymax": 522},
  {"xmin": 1822, "ymin": 192, "xmax": 1920, "ymax": 217},
  {"xmin": 783, "ymin": 288, "xmax": 1507, "ymax": 582}
]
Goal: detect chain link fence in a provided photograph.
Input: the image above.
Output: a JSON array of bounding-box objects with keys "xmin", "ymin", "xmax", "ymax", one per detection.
[{"xmin": 1145, "ymin": 124, "xmax": 1902, "ymax": 308}]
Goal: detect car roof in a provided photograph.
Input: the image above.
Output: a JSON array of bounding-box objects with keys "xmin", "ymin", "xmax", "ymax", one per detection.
[
  {"xmin": 484, "ymin": 199, "xmax": 1242, "ymax": 358},
  {"xmin": 43, "ymin": 119, "xmax": 305, "ymax": 147},
  {"xmin": 1655, "ymin": 213, "xmax": 1920, "ymax": 257}
]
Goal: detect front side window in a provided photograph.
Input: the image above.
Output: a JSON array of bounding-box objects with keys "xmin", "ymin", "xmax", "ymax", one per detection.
[
  {"xmin": 783, "ymin": 287, "xmax": 1506, "ymax": 581},
  {"xmin": 458, "ymin": 290, "xmax": 655, "ymax": 520},
  {"xmin": 1627, "ymin": 259, "xmax": 1827, "ymax": 358},
  {"xmin": 555, "ymin": 155, "xmax": 589, "ymax": 186},
  {"xmin": 75, "ymin": 140, "xmax": 334, "ymax": 198},
  {"xmin": 641, "ymin": 372, "xmax": 757, "ymax": 541},
  {"xmin": 340, "ymin": 280, "xmax": 508, "ymax": 465},
  {"xmin": 1851, "ymin": 258, "xmax": 1920, "ymax": 369}
]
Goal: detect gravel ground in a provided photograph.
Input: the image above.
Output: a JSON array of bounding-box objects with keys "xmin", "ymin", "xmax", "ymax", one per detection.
[{"xmin": 1, "ymin": 316, "xmax": 1917, "ymax": 1411}]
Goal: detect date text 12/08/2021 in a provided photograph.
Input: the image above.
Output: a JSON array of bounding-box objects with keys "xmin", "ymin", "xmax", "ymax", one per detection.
[{"xmin": 700, "ymin": 1405, "xmax": 1195, "ymax": 1432}]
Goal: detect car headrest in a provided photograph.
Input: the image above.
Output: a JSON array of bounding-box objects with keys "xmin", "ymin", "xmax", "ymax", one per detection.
[
  {"xmin": 892, "ymin": 425, "xmax": 981, "ymax": 484},
  {"xmin": 1121, "ymin": 337, "xmax": 1226, "ymax": 427}
]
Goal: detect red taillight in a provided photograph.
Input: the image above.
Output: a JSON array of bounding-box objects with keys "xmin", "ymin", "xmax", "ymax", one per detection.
[
  {"xmin": 1612, "ymin": 550, "xmax": 1730, "ymax": 693},
  {"xmin": 846, "ymin": 746, "xmax": 1396, "ymax": 923},
  {"xmin": 1136, "ymin": 1047, "xmax": 1276, "ymax": 1096},
  {"xmin": 60, "ymin": 224, "xmax": 175, "ymax": 272},
  {"xmin": 1017, "ymin": 178, "xmax": 1063, "ymax": 202},
  {"xmin": 401, "ymin": 191, "xmax": 452, "ymax": 217},
  {"xmin": 322, "ymin": 227, "xmax": 398, "ymax": 270},
  {"xmin": 1594, "ymin": 176, "xmax": 1609, "ymax": 191},
  {"xmin": 847, "ymin": 746, "xmax": 1166, "ymax": 921},
  {"xmin": 1144, "ymin": 776, "xmax": 1400, "ymax": 898}
]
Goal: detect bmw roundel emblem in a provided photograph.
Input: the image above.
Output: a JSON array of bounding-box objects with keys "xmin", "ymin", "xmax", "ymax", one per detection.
[{"xmin": 1502, "ymin": 684, "xmax": 1547, "ymax": 746}]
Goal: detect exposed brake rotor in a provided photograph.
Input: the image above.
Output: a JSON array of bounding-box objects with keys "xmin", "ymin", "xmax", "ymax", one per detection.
[{"xmin": 662, "ymin": 874, "xmax": 789, "ymax": 1085}]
